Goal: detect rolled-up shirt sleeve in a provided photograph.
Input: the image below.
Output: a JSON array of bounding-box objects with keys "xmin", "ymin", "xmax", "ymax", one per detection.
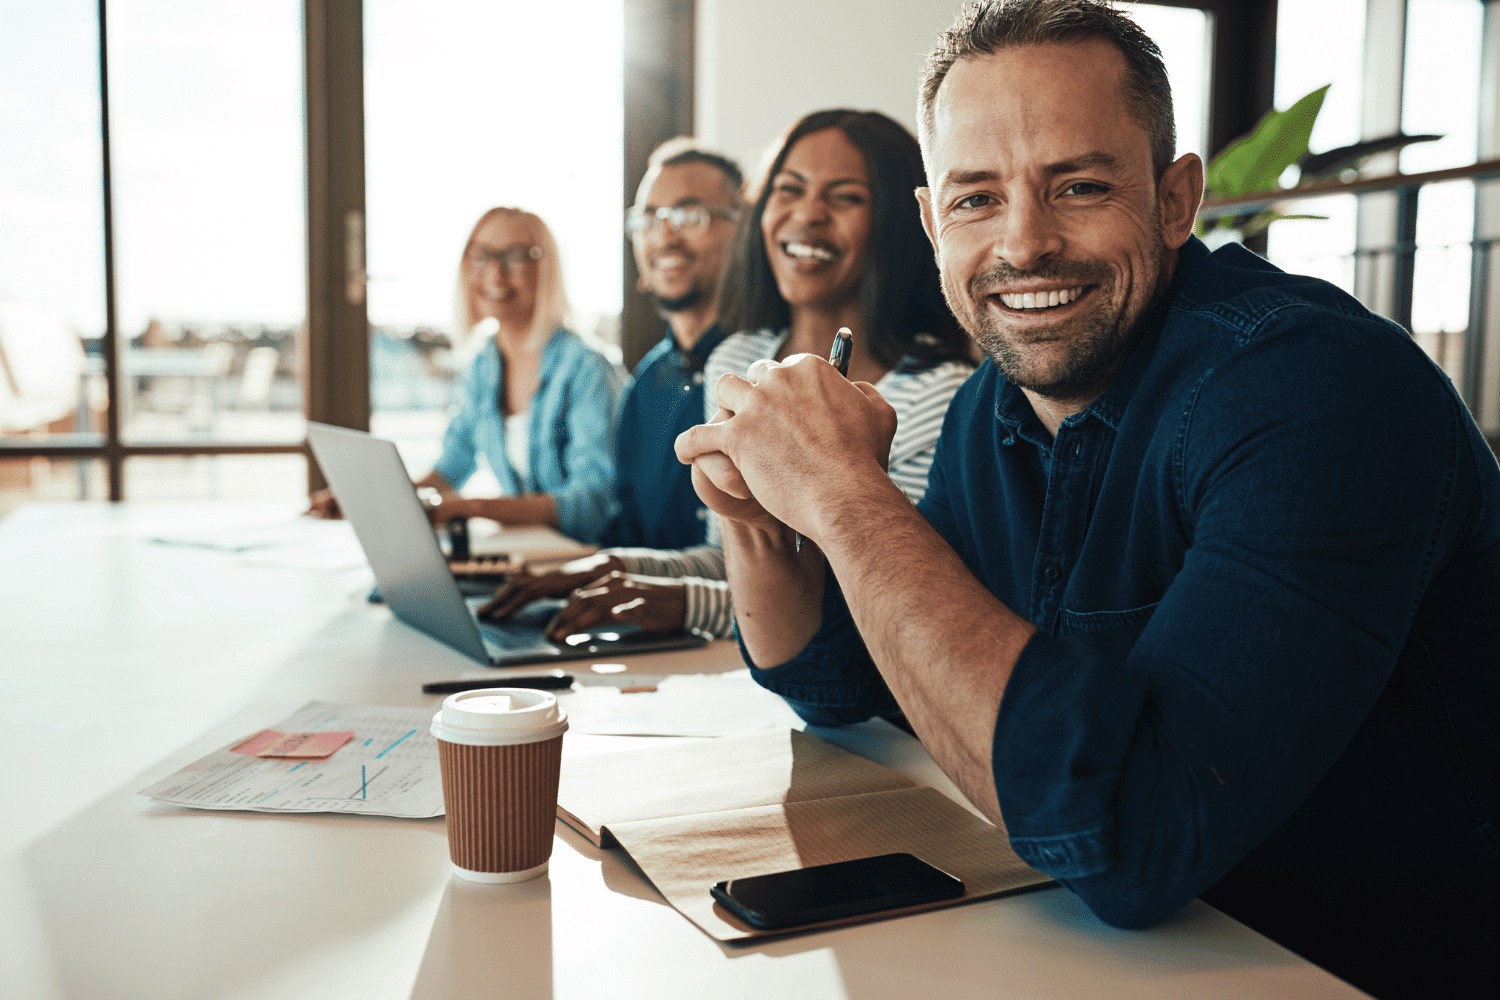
[{"xmin": 743, "ymin": 567, "xmax": 898, "ymax": 726}]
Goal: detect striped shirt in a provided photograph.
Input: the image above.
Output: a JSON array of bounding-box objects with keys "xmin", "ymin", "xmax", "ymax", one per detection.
[{"xmin": 610, "ymin": 328, "xmax": 973, "ymax": 637}]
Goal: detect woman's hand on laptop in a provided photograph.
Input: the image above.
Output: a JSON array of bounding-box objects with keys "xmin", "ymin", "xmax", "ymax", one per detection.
[
  {"xmin": 305, "ymin": 489, "xmax": 342, "ymax": 519},
  {"xmin": 542, "ymin": 572, "xmax": 687, "ymax": 640},
  {"xmin": 477, "ymin": 552, "xmax": 628, "ymax": 621}
]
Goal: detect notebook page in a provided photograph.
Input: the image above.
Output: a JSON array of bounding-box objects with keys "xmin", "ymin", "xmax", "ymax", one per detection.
[{"xmin": 556, "ymin": 729, "xmax": 917, "ymax": 847}]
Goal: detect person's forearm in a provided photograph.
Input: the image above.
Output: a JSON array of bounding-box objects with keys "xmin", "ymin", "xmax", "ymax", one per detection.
[
  {"xmin": 414, "ymin": 471, "xmax": 456, "ymax": 495},
  {"xmin": 721, "ymin": 518, "xmax": 827, "ymax": 666},
  {"xmin": 812, "ymin": 481, "xmax": 1036, "ymax": 826},
  {"xmin": 464, "ymin": 493, "xmax": 558, "ymax": 527}
]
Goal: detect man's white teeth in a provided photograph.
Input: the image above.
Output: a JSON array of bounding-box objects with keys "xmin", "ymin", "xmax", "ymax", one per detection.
[
  {"xmin": 1000, "ymin": 286, "xmax": 1084, "ymax": 310},
  {"xmin": 654, "ymin": 253, "xmax": 688, "ymax": 268},
  {"xmin": 785, "ymin": 241, "xmax": 836, "ymax": 262}
]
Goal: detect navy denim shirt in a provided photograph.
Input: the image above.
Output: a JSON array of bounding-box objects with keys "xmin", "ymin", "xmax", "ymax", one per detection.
[
  {"xmin": 598, "ymin": 323, "xmax": 728, "ymax": 549},
  {"xmin": 750, "ymin": 238, "xmax": 1500, "ymax": 996}
]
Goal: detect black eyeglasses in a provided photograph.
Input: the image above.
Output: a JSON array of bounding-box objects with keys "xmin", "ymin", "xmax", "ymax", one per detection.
[
  {"xmin": 625, "ymin": 204, "xmax": 739, "ymax": 238},
  {"xmin": 463, "ymin": 244, "xmax": 542, "ymax": 275}
]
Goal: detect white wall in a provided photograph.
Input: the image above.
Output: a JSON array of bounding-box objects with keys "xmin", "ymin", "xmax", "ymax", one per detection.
[{"xmin": 695, "ymin": 0, "xmax": 966, "ymax": 184}]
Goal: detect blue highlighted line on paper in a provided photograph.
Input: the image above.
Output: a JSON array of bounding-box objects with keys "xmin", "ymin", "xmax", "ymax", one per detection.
[{"xmin": 375, "ymin": 730, "xmax": 417, "ymax": 759}]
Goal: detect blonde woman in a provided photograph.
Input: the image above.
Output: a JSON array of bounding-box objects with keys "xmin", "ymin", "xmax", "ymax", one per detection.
[{"xmin": 312, "ymin": 207, "xmax": 622, "ymax": 542}]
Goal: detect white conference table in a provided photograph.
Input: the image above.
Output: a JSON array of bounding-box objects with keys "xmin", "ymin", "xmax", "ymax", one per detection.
[{"xmin": 0, "ymin": 502, "xmax": 1370, "ymax": 1000}]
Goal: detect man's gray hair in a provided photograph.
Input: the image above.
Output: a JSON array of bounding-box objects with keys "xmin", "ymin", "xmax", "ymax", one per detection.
[{"xmin": 919, "ymin": 0, "xmax": 1176, "ymax": 177}]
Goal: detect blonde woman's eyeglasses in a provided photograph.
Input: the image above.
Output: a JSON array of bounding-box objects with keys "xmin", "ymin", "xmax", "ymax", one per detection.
[{"xmin": 464, "ymin": 244, "xmax": 543, "ymax": 275}]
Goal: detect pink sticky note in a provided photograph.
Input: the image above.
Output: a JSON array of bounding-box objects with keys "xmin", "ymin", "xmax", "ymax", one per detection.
[{"xmin": 229, "ymin": 730, "xmax": 354, "ymax": 759}]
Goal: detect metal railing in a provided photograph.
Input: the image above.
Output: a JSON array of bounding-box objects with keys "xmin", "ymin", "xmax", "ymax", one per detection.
[{"xmin": 1200, "ymin": 158, "xmax": 1500, "ymax": 449}]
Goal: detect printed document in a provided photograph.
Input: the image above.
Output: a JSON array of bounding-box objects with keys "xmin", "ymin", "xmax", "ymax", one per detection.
[{"xmin": 139, "ymin": 701, "xmax": 444, "ymax": 819}]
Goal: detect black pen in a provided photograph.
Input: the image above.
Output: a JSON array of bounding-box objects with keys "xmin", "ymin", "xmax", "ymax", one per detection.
[
  {"xmin": 796, "ymin": 328, "xmax": 855, "ymax": 553},
  {"xmin": 829, "ymin": 326, "xmax": 853, "ymax": 376},
  {"xmin": 422, "ymin": 675, "xmax": 575, "ymax": 695}
]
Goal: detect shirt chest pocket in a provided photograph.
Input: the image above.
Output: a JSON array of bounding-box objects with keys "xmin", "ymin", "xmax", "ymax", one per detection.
[{"xmin": 1056, "ymin": 602, "xmax": 1160, "ymax": 662}]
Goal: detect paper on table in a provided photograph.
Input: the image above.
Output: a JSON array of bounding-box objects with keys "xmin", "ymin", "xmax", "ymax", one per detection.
[
  {"xmin": 557, "ymin": 669, "xmax": 807, "ymax": 737},
  {"xmin": 139, "ymin": 701, "xmax": 444, "ymax": 819},
  {"xmin": 234, "ymin": 528, "xmax": 367, "ymax": 572},
  {"xmin": 148, "ymin": 517, "xmax": 342, "ymax": 552},
  {"xmin": 147, "ymin": 516, "xmax": 369, "ymax": 572},
  {"xmin": 610, "ymin": 786, "xmax": 1052, "ymax": 941},
  {"xmin": 468, "ymin": 521, "xmax": 596, "ymax": 564},
  {"xmin": 556, "ymin": 729, "xmax": 918, "ymax": 848}
]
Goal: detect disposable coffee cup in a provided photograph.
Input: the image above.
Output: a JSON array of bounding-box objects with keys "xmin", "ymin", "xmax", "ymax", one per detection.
[{"xmin": 431, "ymin": 688, "xmax": 569, "ymax": 883}]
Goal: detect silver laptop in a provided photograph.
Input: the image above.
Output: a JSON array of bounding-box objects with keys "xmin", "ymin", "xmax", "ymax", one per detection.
[{"xmin": 307, "ymin": 422, "xmax": 709, "ymax": 667}]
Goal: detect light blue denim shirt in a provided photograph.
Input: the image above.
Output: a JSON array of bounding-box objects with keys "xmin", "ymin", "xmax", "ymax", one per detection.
[{"xmin": 432, "ymin": 328, "xmax": 623, "ymax": 543}]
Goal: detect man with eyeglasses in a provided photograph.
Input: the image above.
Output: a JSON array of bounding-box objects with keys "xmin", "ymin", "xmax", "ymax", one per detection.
[{"xmin": 480, "ymin": 139, "xmax": 742, "ymax": 626}]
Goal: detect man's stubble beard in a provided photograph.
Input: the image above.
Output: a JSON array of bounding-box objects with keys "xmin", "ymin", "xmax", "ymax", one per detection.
[
  {"xmin": 651, "ymin": 283, "xmax": 705, "ymax": 315},
  {"xmin": 947, "ymin": 229, "xmax": 1168, "ymax": 403}
]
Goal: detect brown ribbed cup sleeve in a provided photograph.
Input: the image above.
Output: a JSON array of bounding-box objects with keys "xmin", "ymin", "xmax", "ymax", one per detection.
[{"xmin": 437, "ymin": 735, "xmax": 563, "ymax": 874}]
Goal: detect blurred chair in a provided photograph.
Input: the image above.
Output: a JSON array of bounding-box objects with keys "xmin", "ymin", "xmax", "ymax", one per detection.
[{"xmin": 237, "ymin": 345, "xmax": 280, "ymax": 409}]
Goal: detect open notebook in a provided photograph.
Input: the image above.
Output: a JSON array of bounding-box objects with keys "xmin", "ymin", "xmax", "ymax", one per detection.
[{"xmin": 556, "ymin": 729, "xmax": 1053, "ymax": 940}]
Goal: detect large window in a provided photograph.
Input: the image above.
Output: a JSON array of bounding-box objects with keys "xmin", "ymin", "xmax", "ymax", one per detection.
[
  {"xmin": 1402, "ymin": 0, "xmax": 1484, "ymax": 381},
  {"xmin": 1129, "ymin": 5, "xmax": 1211, "ymax": 161},
  {"xmin": 363, "ymin": 0, "xmax": 624, "ymax": 484},
  {"xmin": 110, "ymin": 1, "xmax": 307, "ymax": 447},
  {"xmin": 1266, "ymin": 0, "xmax": 1492, "ymax": 405},
  {"xmin": 0, "ymin": 1, "xmax": 107, "ymax": 511},
  {"xmin": 1, "ymin": 1, "xmax": 628, "ymax": 519},
  {"xmin": 0, "ymin": 0, "xmax": 309, "ymax": 517},
  {"xmin": 1264, "ymin": 0, "xmax": 1366, "ymax": 293}
]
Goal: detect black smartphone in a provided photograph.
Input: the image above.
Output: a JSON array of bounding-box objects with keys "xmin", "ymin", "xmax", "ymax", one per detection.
[{"xmin": 710, "ymin": 852, "xmax": 964, "ymax": 930}]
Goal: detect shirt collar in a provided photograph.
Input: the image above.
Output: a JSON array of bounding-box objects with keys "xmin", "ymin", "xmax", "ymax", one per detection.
[
  {"xmin": 532, "ymin": 326, "xmax": 567, "ymax": 394},
  {"xmin": 1086, "ymin": 236, "xmax": 1207, "ymax": 428},
  {"xmin": 994, "ymin": 235, "xmax": 1210, "ymax": 441},
  {"xmin": 673, "ymin": 322, "xmax": 727, "ymax": 373}
]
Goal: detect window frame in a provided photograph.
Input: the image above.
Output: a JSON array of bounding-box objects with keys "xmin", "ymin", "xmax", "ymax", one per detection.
[{"xmin": 3, "ymin": 0, "xmax": 1290, "ymax": 498}]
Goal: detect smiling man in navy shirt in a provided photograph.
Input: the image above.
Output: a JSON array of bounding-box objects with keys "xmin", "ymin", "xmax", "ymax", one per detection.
[
  {"xmin": 675, "ymin": 2, "xmax": 1500, "ymax": 997},
  {"xmin": 602, "ymin": 139, "xmax": 742, "ymax": 550}
]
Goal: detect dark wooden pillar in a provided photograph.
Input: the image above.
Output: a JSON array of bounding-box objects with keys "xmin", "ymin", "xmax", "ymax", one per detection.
[
  {"xmin": 622, "ymin": 0, "xmax": 695, "ymax": 373},
  {"xmin": 303, "ymin": 0, "xmax": 369, "ymax": 490},
  {"xmin": 1202, "ymin": 0, "xmax": 1279, "ymax": 161}
]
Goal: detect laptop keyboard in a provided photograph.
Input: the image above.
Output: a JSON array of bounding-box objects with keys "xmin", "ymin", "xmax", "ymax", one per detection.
[{"xmin": 468, "ymin": 597, "xmax": 564, "ymax": 653}]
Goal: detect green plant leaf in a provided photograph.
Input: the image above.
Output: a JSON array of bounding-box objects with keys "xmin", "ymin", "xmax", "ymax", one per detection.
[
  {"xmin": 1297, "ymin": 132, "xmax": 1443, "ymax": 182},
  {"xmin": 1206, "ymin": 85, "xmax": 1329, "ymax": 199},
  {"xmin": 1239, "ymin": 210, "xmax": 1329, "ymax": 239}
]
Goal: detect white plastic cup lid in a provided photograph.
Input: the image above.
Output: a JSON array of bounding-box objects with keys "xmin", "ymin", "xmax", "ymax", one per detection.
[{"xmin": 430, "ymin": 687, "xmax": 569, "ymax": 746}]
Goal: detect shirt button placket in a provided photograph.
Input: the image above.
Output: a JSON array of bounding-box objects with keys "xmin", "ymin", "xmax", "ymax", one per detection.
[{"xmin": 1035, "ymin": 428, "xmax": 1086, "ymax": 623}]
